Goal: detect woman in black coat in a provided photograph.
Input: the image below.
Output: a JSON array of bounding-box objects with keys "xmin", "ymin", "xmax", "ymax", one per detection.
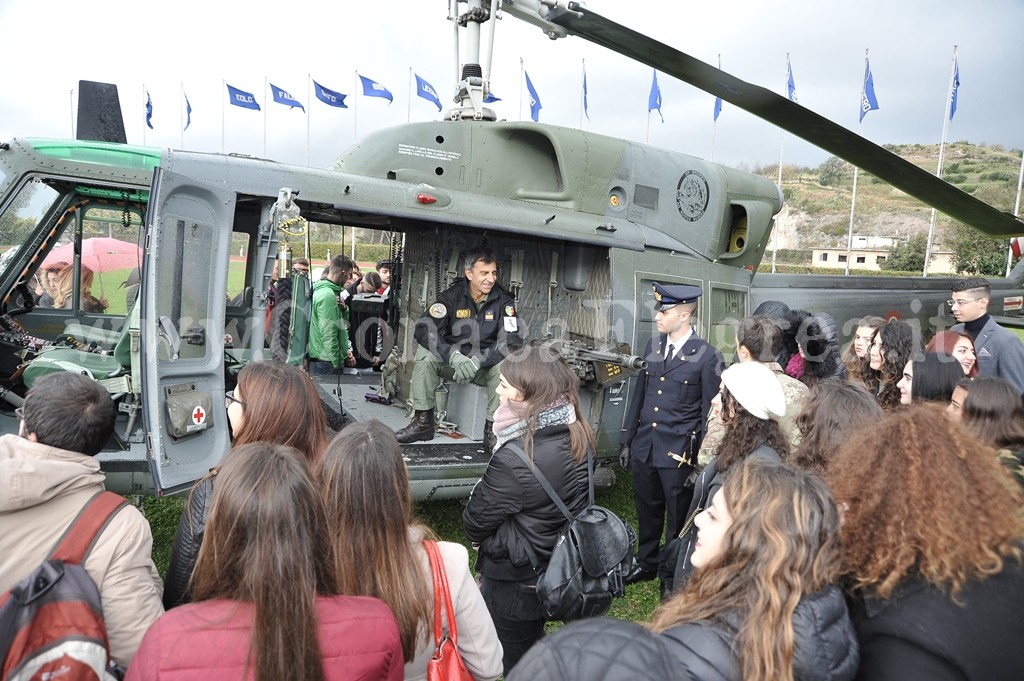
[
  {"xmin": 825, "ymin": 404, "xmax": 1024, "ymax": 681},
  {"xmin": 462, "ymin": 343, "xmax": 593, "ymax": 675},
  {"xmin": 652, "ymin": 459, "xmax": 858, "ymax": 681}
]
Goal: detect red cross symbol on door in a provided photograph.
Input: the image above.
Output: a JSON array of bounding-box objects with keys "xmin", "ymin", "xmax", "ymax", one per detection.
[{"xmin": 192, "ymin": 405, "xmax": 206, "ymax": 425}]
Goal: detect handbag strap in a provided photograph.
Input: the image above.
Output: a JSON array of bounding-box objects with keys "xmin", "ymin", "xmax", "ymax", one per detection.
[
  {"xmin": 505, "ymin": 441, "xmax": 595, "ymax": 522},
  {"xmin": 424, "ymin": 540, "xmax": 459, "ymax": 649}
]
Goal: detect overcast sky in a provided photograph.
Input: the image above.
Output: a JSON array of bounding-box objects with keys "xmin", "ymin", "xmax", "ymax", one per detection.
[{"xmin": 1, "ymin": 0, "xmax": 1021, "ymax": 173}]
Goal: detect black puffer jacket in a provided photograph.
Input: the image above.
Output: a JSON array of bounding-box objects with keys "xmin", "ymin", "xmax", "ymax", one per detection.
[
  {"xmin": 462, "ymin": 424, "xmax": 589, "ymax": 581},
  {"xmin": 508, "ymin": 617, "xmax": 687, "ymax": 681},
  {"xmin": 661, "ymin": 585, "xmax": 859, "ymax": 681},
  {"xmin": 162, "ymin": 474, "xmax": 215, "ymax": 609}
]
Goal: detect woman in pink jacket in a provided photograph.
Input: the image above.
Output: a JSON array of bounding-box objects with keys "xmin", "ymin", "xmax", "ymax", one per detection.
[{"xmin": 126, "ymin": 442, "xmax": 404, "ymax": 681}]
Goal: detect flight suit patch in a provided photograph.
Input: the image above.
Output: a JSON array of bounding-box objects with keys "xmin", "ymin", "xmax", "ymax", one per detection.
[
  {"xmin": 504, "ymin": 316, "xmax": 518, "ymax": 332},
  {"xmin": 429, "ymin": 303, "xmax": 447, "ymax": 319},
  {"xmin": 484, "ymin": 310, "xmax": 495, "ymax": 321},
  {"xmin": 455, "ymin": 308, "xmax": 472, "ymax": 319},
  {"xmin": 504, "ymin": 305, "xmax": 515, "ymax": 316}
]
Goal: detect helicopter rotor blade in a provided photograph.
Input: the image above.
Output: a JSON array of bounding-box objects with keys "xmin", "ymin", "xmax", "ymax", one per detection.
[{"xmin": 549, "ymin": 3, "xmax": 1024, "ymax": 238}]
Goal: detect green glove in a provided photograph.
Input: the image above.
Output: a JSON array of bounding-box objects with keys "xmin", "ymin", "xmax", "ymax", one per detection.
[{"xmin": 450, "ymin": 351, "xmax": 480, "ymax": 383}]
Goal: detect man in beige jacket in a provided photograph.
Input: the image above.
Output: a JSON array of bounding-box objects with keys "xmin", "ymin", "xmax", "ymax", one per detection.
[{"xmin": 0, "ymin": 372, "xmax": 163, "ymax": 667}]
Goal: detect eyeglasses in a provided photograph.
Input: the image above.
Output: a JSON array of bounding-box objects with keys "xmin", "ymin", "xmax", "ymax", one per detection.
[
  {"xmin": 14, "ymin": 407, "xmax": 24, "ymax": 421},
  {"xmin": 947, "ymin": 297, "xmax": 981, "ymax": 307},
  {"xmin": 225, "ymin": 390, "xmax": 246, "ymax": 409}
]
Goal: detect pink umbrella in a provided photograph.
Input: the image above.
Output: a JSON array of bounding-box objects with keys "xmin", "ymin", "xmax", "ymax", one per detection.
[{"xmin": 42, "ymin": 237, "xmax": 143, "ymax": 274}]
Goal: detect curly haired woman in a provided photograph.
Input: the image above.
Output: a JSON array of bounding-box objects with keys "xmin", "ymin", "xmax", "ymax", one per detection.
[
  {"xmin": 651, "ymin": 459, "xmax": 858, "ymax": 681},
  {"xmin": 825, "ymin": 404, "xmax": 1024, "ymax": 681},
  {"xmin": 864, "ymin": 319, "xmax": 922, "ymax": 411}
]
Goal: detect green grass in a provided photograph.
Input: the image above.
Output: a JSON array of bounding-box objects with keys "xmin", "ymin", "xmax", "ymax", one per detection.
[{"xmin": 140, "ymin": 464, "xmax": 661, "ymax": 624}]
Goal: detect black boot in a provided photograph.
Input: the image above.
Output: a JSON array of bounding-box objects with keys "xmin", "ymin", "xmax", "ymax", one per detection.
[
  {"xmin": 395, "ymin": 410, "xmax": 435, "ymax": 443},
  {"xmin": 483, "ymin": 419, "xmax": 496, "ymax": 452}
]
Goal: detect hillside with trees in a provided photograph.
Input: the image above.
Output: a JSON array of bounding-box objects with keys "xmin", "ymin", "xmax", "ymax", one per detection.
[{"xmin": 749, "ymin": 142, "xmax": 1023, "ymax": 276}]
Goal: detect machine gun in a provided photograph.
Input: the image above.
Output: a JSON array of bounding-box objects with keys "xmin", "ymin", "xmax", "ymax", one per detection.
[{"xmin": 546, "ymin": 337, "xmax": 647, "ymax": 390}]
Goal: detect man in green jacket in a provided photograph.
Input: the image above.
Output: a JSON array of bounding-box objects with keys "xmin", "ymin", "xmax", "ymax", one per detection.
[{"xmin": 308, "ymin": 254, "xmax": 356, "ymax": 375}]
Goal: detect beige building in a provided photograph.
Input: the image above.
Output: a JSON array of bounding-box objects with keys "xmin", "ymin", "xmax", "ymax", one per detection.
[{"xmin": 811, "ymin": 247, "xmax": 955, "ymax": 274}]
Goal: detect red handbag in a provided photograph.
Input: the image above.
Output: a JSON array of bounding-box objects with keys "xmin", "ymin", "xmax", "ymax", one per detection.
[{"xmin": 425, "ymin": 540, "xmax": 474, "ymax": 681}]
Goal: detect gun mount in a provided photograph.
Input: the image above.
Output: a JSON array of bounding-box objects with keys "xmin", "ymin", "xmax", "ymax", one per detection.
[{"xmin": 546, "ymin": 337, "xmax": 647, "ymax": 391}]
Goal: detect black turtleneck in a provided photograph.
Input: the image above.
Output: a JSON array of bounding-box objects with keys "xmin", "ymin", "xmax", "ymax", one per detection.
[{"xmin": 963, "ymin": 314, "xmax": 990, "ymax": 340}]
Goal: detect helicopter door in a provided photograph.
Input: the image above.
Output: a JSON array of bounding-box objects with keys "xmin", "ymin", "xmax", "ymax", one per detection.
[{"xmin": 142, "ymin": 167, "xmax": 235, "ymax": 495}]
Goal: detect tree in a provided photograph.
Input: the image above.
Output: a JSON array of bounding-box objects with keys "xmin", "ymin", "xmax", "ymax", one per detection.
[
  {"xmin": 881, "ymin": 232, "xmax": 928, "ymax": 272},
  {"xmin": 817, "ymin": 156, "xmax": 848, "ymax": 187},
  {"xmin": 946, "ymin": 223, "xmax": 1009, "ymax": 276}
]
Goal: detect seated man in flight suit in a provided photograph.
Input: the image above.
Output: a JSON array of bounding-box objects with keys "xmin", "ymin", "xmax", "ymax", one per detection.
[{"xmin": 395, "ymin": 247, "xmax": 523, "ymax": 449}]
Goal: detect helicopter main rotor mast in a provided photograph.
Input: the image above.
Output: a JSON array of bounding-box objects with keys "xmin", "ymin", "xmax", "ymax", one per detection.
[{"xmin": 449, "ymin": 0, "xmax": 501, "ymax": 121}]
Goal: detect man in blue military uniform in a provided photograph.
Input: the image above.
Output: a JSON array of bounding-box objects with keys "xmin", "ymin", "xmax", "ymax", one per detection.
[
  {"xmin": 618, "ymin": 283, "xmax": 724, "ymax": 585},
  {"xmin": 394, "ymin": 247, "xmax": 523, "ymax": 448}
]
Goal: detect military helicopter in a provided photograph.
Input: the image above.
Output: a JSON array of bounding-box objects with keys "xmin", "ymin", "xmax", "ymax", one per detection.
[{"xmin": 0, "ymin": 1, "xmax": 1021, "ymax": 500}]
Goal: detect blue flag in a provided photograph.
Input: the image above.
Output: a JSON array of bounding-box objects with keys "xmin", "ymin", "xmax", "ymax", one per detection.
[
  {"xmin": 313, "ymin": 80, "xmax": 347, "ymax": 108},
  {"xmin": 648, "ymin": 70, "xmax": 663, "ymax": 122},
  {"xmin": 583, "ymin": 67, "xmax": 590, "ymax": 121},
  {"xmin": 787, "ymin": 58, "xmax": 798, "ymax": 103},
  {"xmin": 483, "ymin": 91, "xmax": 502, "ymax": 103},
  {"xmin": 359, "ymin": 75, "xmax": 393, "ymax": 103},
  {"xmin": 227, "ymin": 84, "xmax": 260, "ymax": 111},
  {"xmin": 183, "ymin": 93, "xmax": 192, "ymax": 131},
  {"xmin": 270, "ymin": 83, "xmax": 304, "ymax": 112},
  {"xmin": 145, "ymin": 91, "xmax": 154, "ymax": 129},
  {"xmin": 949, "ymin": 58, "xmax": 960, "ymax": 121},
  {"xmin": 713, "ymin": 97, "xmax": 722, "ymax": 121},
  {"xmin": 525, "ymin": 71, "xmax": 542, "ymax": 122},
  {"xmin": 415, "ymin": 74, "xmax": 442, "ymax": 112},
  {"xmin": 859, "ymin": 59, "xmax": 879, "ymax": 123}
]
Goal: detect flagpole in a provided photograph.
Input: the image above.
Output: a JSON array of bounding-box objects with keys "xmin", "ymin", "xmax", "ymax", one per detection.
[
  {"xmin": 579, "ymin": 58, "xmax": 585, "ymax": 129},
  {"xmin": 923, "ymin": 46, "xmax": 958, "ymax": 277},
  {"xmin": 180, "ymin": 83, "xmax": 184, "ymax": 149},
  {"xmin": 353, "ymin": 70, "xmax": 359, "ymax": 145},
  {"xmin": 846, "ymin": 50, "xmax": 872, "ymax": 277},
  {"xmin": 711, "ymin": 54, "xmax": 720, "ymax": 162},
  {"xmin": 142, "ymin": 84, "xmax": 147, "ymax": 146},
  {"xmin": 221, "ymin": 80, "xmax": 225, "ymax": 154},
  {"xmin": 772, "ymin": 53, "xmax": 790, "ymax": 274},
  {"xmin": 407, "ymin": 67, "xmax": 413, "ymax": 124},
  {"xmin": 306, "ymin": 73, "xmax": 311, "ymax": 167},
  {"xmin": 1008, "ymin": 150, "xmax": 1024, "ymax": 276},
  {"xmin": 70, "ymin": 88, "xmax": 75, "ymax": 138},
  {"xmin": 519, "ymin": 57, "xmax": 524, "ymax": 121},
  {"xmin": 263, "ymin": 77, "xmax": 268, "ymax": 157}
]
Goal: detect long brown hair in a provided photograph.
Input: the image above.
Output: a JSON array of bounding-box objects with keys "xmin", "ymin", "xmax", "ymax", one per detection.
[
  {"xmin": 716, "ymin": 386, "xmax": 789, "ymax": 473},
  {"xmin": 317, "ymin": 420, "xmax": 433, "ymax": 661},
  {"xmin": 843, "ymin": 316, "xmax": 886, "ymax": 384},
  {"xmin": 234, "ymin": 360, "xmax": 328, "ymax": 462},
  {"xmin": 190, "ymin": 442, "xmax": 336, "ymax": 681},
  {"xmin": 497, "ymin": 342, "xmax": 595, "ymax": 463},
  {"xmin": 793, "ymin": 380, "xmax": 883, "ymax": 473},
  {"xmin": 650, "ymin": 459, "xmax": 842, "ymax": 681},
  {"xmin": 825, "ymin": 404, "xmax": 1024, "ymax": 599}
]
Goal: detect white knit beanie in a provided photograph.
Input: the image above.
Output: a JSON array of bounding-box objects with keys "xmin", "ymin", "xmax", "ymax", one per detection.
[{"xmin": 721, "ymin": 362, "xmax": 787, "ymax": 420}]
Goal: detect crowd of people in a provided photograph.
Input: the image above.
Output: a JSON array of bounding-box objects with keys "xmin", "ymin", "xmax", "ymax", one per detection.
[{"xmin": 3, "ymin": 270, "xmax": 1024, "ymax": 681}]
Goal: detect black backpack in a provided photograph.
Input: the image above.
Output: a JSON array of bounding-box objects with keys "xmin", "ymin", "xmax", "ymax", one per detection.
[
  {"xmin": 508, "ymin": 443, "xmax": 636, "ymax": 622},
  {"xmin": 0, "ymin": 490, "xmax": 128, "ymax": 681}
]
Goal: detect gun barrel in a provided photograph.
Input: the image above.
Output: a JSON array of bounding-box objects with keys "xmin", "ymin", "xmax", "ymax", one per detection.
[{"xmin": 578, "ymin": 349, "xmax": 648, "ymax": 371}]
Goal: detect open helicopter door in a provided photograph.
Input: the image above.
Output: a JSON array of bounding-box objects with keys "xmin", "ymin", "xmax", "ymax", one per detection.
[{"xmin": 142, "ymin": 167, "xmax": 235, "ymax": 495}]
